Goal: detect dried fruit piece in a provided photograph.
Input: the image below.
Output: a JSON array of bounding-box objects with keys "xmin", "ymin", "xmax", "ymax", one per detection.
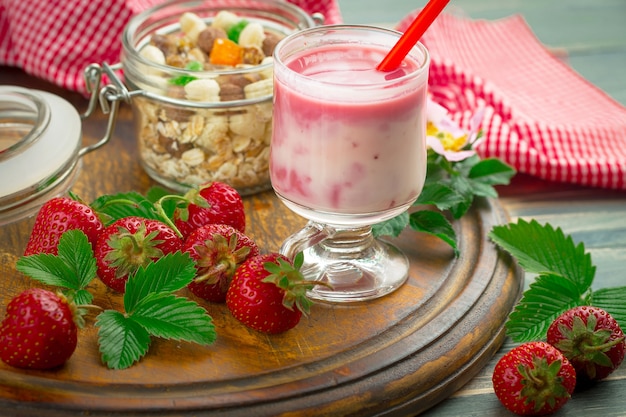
[{"xmin": 209, "ymin": 38, "xmax": 243, "ymax": 66}]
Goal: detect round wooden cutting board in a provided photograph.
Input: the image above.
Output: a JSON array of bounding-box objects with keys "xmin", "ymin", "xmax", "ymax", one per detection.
[
  {"xmin": 0, "ymin": 194, "xmax": 522, "ymax": 417},
  {"xmin": 0, "ymin": 89, "xmax": 522, "ymax": 416}
]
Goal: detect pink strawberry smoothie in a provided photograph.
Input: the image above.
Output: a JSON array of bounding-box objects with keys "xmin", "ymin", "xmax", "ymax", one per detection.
[{"xmin": 270, "ymin": 40, "xmax": 428, "ymax": 223}]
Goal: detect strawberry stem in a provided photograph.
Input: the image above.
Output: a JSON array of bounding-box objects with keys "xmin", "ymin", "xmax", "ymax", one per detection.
[
  {"xmin": 153, "ymin": 195, "xmax": 187, "ymax": 238},
  {"xmin": 581, "ymin": 335, "xmax": 625, "ymax": 353}
]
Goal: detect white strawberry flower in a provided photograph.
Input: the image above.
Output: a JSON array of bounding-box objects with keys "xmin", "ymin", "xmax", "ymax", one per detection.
[{"xmin": 426, "ymin": 98, "xmax": 485, "ymax": 162}]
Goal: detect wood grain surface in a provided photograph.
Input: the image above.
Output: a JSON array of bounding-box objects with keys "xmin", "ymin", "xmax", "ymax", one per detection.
[{"xmin": 0, "ymin": 68, "xmax": 522, "ymax": 416}]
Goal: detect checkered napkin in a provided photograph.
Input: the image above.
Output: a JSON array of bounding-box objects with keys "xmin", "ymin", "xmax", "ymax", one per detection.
[
  {"xmin": 398, "ymin": 12, "xmax": 626, "ymax": 190},
  {"xmin": 0, "ymin": 0, "xmax": 342, "ymax": 91}
]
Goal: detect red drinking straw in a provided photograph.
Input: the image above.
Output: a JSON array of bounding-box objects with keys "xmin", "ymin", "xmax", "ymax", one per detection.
[{"xmin": 377, "ymin": 0, "xmax": 451, "ymax": 72}]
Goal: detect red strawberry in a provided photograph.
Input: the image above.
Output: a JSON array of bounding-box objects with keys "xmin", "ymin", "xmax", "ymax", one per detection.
[
  {"xmin": 0, "ymin": 288, "xmax": 79, "ymax": 369},
  {"xmin": 547, "ymin": 306, "xmax": 625, "ymax": 381},
  {"xmin": 183, "ymin": 223, "xmax": 259, "ymax": 303},
  {"xmin": 226, "ymin": 252, "xmax": 314, "ymax": 334},
  {"xmin": 492, "ymin": 341, "xmax": 576, "ymax": 416},
  {"xmin": 95, "ymin": 216, "xmax": 182, "ymax": 293},
  {"xmin": 24, "ymin": 196, "xmax": 103, "ymax": 256},
  {"xmin": 172, "ymin": 182, "xmax": 246, "ymax": 240}
]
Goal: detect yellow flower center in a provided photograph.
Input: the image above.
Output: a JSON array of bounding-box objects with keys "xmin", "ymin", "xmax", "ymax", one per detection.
[{"xmin": 427, "ymin": 122, "xmax": 467, "ymax": 152}]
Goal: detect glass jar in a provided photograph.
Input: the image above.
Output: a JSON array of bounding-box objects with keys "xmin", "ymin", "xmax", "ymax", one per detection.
[
  {"xmin": 0, "ymin": 82, "xmax": 119, "ymax": 227},
  {"xmin": 118, "ymin": 0, "xmax": 319, "ymax": 195},
  {"xmin": 0, "ymin": 86, "xmax": 83, "ymax": 226}
]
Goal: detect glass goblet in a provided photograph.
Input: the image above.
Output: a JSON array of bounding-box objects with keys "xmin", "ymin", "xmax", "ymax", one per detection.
[{"xmin": 270, "ymin": 25, "xmax": 430, "ymax": 302}]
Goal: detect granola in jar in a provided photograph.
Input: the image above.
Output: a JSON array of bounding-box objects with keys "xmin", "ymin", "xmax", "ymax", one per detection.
[{"xmin": 120, "ymin": 1, "xmax": 316, "ymax": 194}]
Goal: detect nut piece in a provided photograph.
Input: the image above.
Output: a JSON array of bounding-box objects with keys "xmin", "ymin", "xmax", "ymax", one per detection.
[
  {"xmin": 244, "ymin": 78, "xmax": 273, "ymax": 99},
  {"xmin": 197, "ymin": 27, "xmax": 227, "ymax": 54},
  {"xmin": 242, "ymin": 46, "xmax": 265, "ymax": 65},
  {"xmin": 180, "ymin": 12, "xmax": 207, "ymax": 43},
  {"xmin": 262, "ymin": 32, "xmax": 282, "ymax": 57},
  {"xmin": 140, "ymin": 44, "xmax": 166, "ymax": 65},
  {"xmin": 238, "ymin": 22, "xmax": 266, "ymax": 49},
  {"xmin": 184, "ymin": 79, "xmax": 221, "ymax": 102},
  {"xmin": 219, "ymin": 83, "xmax": 245, "ymax": 101},
  {"xmin": 211, "ymin": 10, "xmax": 240, "ymax": 31}
]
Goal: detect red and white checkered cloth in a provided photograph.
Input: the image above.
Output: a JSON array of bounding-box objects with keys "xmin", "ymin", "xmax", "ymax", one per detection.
[
  {"xmin": 0, "ymin": 0, "xmax": 342, "ymax": 92},
  {"xmin": 398, "ymin": 12, "xmax": 626, "ymax": 190}
]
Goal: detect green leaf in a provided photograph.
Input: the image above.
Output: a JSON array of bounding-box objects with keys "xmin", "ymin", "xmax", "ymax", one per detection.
[
  {"xmin": 409, "ymin": 210, "xmax": 458, "ymax": 255},
  {"xmin": 468, "ymin": 158, "xmax": 516, "ymax": 186},
  {"xmin": 453, "ymin": 154, "xmax": 481, "ymax": 176},
  {"xmin": 17, "ymin": 230, "xmax": 96, "ymax": 290},
  {"xmin": 16, "ymin": 230, "xmax": 96, "ymax": 303},
  {"xmin": 372, "ymin": 211, "xmax": 409, "ymax": 238},
  {"xmin": 71, "ymin": 289, "xmax": 94, "ymax": 306},
  {"xmin": 16, "ymin": 254, "xmax": 76, "ymax": 288},
  {"xmin": 415, "ymin": 183, "xmax": 465, "ymax": 211},
  {"xmin": 56, "ymin": 230, "xmax": 97, "ymax": 290},
  {"xmin": 145, "ymin": 186, "xmax": 179, "ymax": 219},
  {"xmin": 506, "ymin": 273, "xmax": 587, "ymax": 342},
  {"xmin": 446, "ymin": 176, "xmax": 475, "ymax": 219},
  {"xmin": 423, "ymin": 151, "xmax": 449, "ymax": 181},
  {"xmin": 91, "ymin": 191, "xmax": 160, "ymax": 224},
  {"xmin": 465, "ymin": 179, "xmax": 498, "ymax": 199},
  {"xmin": 489, "ymin": 219, "xmax": 596, "ymax": 292},
  {"xmin": 591, "ymin": 286, "xmax": 626, "ymax": 330},
  {"xmin": 124, "ymin": 252, "xmax": 196, "ymax": 313},
  {"xmin": 95, "ymin": 310, "xmax": 151, "ymax": 370},
  {"xmin": 145, "ymin": 186, "xmax": 171, "ymax": 203},
  {"xmin": 132, "ymin": 293, "xmax": 216, "ymax": 345}
]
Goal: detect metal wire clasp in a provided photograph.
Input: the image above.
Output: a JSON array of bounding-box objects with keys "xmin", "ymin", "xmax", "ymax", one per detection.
[{"xmin": 78, "ymin": 63, "xmax": 129, "ymax": 157}]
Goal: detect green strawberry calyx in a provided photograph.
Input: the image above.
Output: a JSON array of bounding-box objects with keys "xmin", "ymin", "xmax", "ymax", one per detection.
[
  {"xmin": 262, "ymin": 253, "xmax": 331, "ymax": 316},
  {"xmin": 193, "ymin": 232, "xmax": 252, "ymax": 285},
  {"xmin": 518, "ymin": 357, "xmax": 571, "ymax": 413},
  {"xmin": 104, "ymin": 223, "xmax": 165, "ymax": 279},
  {"xmin": 554, "ymin": 314, "xmax": 625, "ymax": 377}
]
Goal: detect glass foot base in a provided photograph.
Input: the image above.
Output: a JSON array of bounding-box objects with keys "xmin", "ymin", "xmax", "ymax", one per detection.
[{"xmin": 299, "ymin": 238, "xmax": 410, "ymax": 303}]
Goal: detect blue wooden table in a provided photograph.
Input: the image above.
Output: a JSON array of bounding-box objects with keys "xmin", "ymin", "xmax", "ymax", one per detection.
[{"xmin": 338, "ymin": 0, "xmax": 626, "ymax": 415}]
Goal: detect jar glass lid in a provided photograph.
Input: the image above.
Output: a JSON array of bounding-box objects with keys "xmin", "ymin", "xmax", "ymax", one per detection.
[{"xmin": 0, "ymin": 86, "xmax": 82, "ymax": 224}]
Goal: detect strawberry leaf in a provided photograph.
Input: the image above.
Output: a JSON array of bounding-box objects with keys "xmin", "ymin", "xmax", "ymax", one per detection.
[
  {"xmin": 71, "ymin": 289, "xmax": 94, "ymax": 306},
  {"xmin": 489, "ymin": 219, "xmax": 595, "ymax": 292},
  {"xmin": 16, "ymin": 230, "xmax": 97, "ymax": 303},
  {"xmin": 90, "ymin": 191, "xmax": 160, "ymax": 224},
  {"xmin": 372, "ymin": 211, "xmax": 409, "ymax": 238},
  {"xmin": 16, "ymin": 254, "xmax": 75, "ymax": 287},
  {"xmin": 468, "ymin": 158, "xmax": 516, "ymax": 186},
  {"xmin": 57, "ymin": 229, "xmax": 98, "ymax": 290},
  {"xmin": 409, "ymin": 210, "xmax": 458, "ymax": 255},
  {"xmin": 95, "ymin": 310, "xmax": 151, "ymax": 370},
  {"xmin": 505, "ymin": 273, "xmax": 587, "ymax": 342},
  {"xmin": 131, "ymin": 293, "xmax": 216, "ymax": 345},
  {"xmin": 123, "ymin": 252, "xmax": 196, "ymax": 313},
  {"xmin": 96, "ymin": 251, "xmax": 216, "ymax": 369},
  {"xmin": 590, "ymin": 286, "xmax": 626, "ymax": 330},
  {"xmin": 145, "ymin": 186, "xmax": 178, "ymax": 218},
  {"xmin": 414, "ymin": 183, "xmax": 465, "ymax": 211},
  {"xmin": 464, "ymin": 178, "xmax": 499, "ymax": 199}
]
